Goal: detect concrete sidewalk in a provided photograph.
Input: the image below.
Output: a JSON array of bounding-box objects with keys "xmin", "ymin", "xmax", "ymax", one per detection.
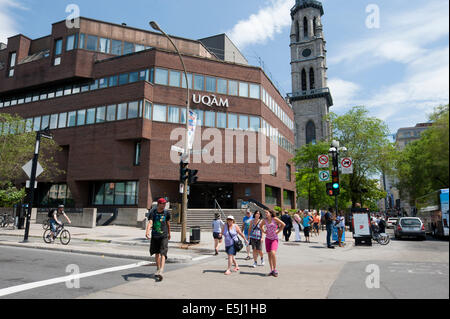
[{"xmin": 0, "ymin": 223, "xmax": 217, "ymax": 263}]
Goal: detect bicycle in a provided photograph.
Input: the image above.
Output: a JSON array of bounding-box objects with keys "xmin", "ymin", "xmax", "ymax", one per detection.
[
  {"xmin": 42, "ymin": 218, "xmax": 51, "ymax": 230},
  {"xmin": 43, "ymin": 223, "xmax": 71, "ymax": 245},
  {"xmin": 372, "ymin": 231, "xmax": 390, "ymax": 245},
  {"xmin": 0, "ymin": 213, "xmax": 15, "ymax": 228}
]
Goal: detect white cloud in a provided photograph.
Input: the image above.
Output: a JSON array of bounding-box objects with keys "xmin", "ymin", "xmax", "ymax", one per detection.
[
  {"xmin": 227, "ymin": 0, "xmax": 294, "ymax": 49},
  {"xmin": 0, "ymin": 0, "xmax": 27, "ymax": 44},
  {"xmin": 328, "ymin": 78, "xmax": 360, "ymax": 110}
]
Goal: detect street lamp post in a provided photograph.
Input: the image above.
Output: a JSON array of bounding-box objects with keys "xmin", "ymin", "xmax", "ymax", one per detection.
[
  {"xmin": 23, "ymin": 127, "xmax": 52, "ymax": 242},
  {"xmin": 328, "ymin": 140, "xmax": 346, "ymax": 216},
  {"xmin": 150, "ymin": 21, "xmax": 190, "ymax": 243}
]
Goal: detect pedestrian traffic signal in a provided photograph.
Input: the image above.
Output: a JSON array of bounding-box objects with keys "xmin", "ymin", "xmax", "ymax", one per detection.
[
  {"xmin": 188, "ymin": 169, "xmax": 198, "ymax": 185},
  {"xmin": 326, "ymin": 183, "xmax": 334, "ymax": 196},
  {"xmin": 180, "ymin": 161, "xmax": 189, "ymax": 183}
]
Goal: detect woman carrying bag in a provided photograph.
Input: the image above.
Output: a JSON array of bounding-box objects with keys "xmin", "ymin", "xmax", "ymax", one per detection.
[{"xmin": 222, "ymin": 215, "xmax": 248, "ymax": 275}]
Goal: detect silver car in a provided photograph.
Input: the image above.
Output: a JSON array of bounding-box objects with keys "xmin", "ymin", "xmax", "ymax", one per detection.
[
  {"xmin": 394, "ymin": 217, "xmax": 426, "ymax": 240},
  {"xmin": 387, "ymin": 217, "xmax": 398, "ymax": 229}
]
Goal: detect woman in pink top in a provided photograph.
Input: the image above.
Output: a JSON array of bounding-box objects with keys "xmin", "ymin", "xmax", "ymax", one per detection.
[{"xmin": 260, "ymin": 210, "xmax": 285, "ymax": 277}]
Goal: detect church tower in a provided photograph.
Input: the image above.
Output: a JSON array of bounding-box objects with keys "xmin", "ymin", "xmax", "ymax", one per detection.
[{"xmin": 289, "ymin": 0, "xmax": 333, "ymax": 149}]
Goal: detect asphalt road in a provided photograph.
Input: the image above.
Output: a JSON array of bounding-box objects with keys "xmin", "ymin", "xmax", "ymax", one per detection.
[{"xmin": 0, "ymin": 246, "xmax": 187, "ymax": 299}]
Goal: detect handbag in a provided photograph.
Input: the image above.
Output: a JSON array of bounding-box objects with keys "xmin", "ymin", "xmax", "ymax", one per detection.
[{"xmin": 229, "ymin": 226, "xmax": 243, "ymax": 252}]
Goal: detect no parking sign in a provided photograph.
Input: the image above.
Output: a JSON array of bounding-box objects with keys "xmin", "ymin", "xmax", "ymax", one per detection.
[{"xmin": 341, "ymin": 157, "xmax": 353, "ymax": 174}]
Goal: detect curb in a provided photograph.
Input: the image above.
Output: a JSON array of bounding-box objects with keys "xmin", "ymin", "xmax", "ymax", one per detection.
[{"xmin": 0, "ymin": 241, "xmax": 192, "ymax": 264}]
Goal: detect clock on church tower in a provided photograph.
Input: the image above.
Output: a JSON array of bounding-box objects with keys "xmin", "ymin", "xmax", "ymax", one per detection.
[{"xmin": 288, "ymin": 0, "xmax": 333, "ymax": 150}]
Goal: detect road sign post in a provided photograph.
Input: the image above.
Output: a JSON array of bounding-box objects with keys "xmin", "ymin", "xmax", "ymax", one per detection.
[{"xmin": 318, "ymin": 155, "xmax": 329, "ymax": 168}]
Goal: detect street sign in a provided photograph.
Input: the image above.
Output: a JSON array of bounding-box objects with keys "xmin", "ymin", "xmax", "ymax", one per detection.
[
  {"xmin": 21, "ymin": 160, "xmax": 44, "ymax": 178},
  {"xmin": 318, "ymin": 155, "xmax": 329, "ymax": 168},
  {"xmin": 319, "ymin": 170, "xmax": 330, "ymax": 182},
  {"xmin": 341, "ymin": 157, "xmax": 353, "ymax": 174}
]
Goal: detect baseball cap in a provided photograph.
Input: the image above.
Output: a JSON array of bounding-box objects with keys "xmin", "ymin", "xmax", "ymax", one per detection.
[
  {"xmin": 157, "ymin": 198, "xmax": 167, "ymax": 204},
  {"xmin": 226, "ymin": 215, "xmax": 235, "ymax": 220}
]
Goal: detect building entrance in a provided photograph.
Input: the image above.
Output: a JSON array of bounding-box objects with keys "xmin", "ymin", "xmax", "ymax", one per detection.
[{"xmin": 189, "ymin": 183, "xmax": 234, "ymax": 209}]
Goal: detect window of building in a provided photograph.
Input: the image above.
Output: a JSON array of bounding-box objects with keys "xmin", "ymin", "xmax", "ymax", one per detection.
[
  {"xmin": 41, "ymin": 115, "xmax": 50, "ymax": 130},
  {"xmin": 118, "ymin": 73, "xmax": 129, "ymax": 85},
  {"xmin": 239, "ymin": 82, "xmax": 248, "ymax": 97},
  {"xmin": 33, "ymin": 117, "xmax": 41, "ymax": 131},
  {"xmin": 249, "ymin": 116, "xmax": 260, "ymax": 132},
  {"xmin": 99, "ymin": 38, "xmax": 110, "ymax": 53},
  {"xmin": 123, "ymin": 42, "xmax": 134, "ymax": 55},
  {"xmin": 77, "ymin": 109, "xmax": 86, "ymax": 126},
  {"xmin": 93, "ymin": 181, "xmax": 138, "ymax": 206},
  {"xmin": 79, "ymin": 34, "xmax": 86, "ymax": 49},
  {"xmin": 54, "ymin": 39, "xmax": 63, "ymax": 56},
  {"xmin": 67, "ymin": 111, "xmax": 77, "ymax": 127},
  {"xmin": 265, "ymin": 186, "xmax": 278, "ymax": 205},
  {"xmin": 217, "ymin": 112, "xmax": 227, "ymax": 128},
  {"xmin": 286, "ymin": 164, "xmax": 291, "ymax": 182},
  {"xmin": 99, "ymin": 78, "xmax": 108, "ymax": 89},
  {"xmin": 128, "ymin": 101, "xmax": 139, "ymax": 119},
  {"xmin": 155, "ymin": 68, "xmax": 169, "ymax": 85},
  {"xmin": 96, "ymin": 106, "xmax": 106, "ymax": 123},
  {"xmin": 181, "ymin": 73, "xmax": 193, "ymax": 89},
  {"xmin": 169, "ymin": 71, "xmax": 181, "ymax": 87},
  {"xmin": 249, "ymin": 84, "xmax": 260, "ymax": 99},
  {"xmin": 153, "ymin": 104, "xmax": 167, "ymax": 122},
  {"xmin": 270, "ymin": 156, "xmax": 277, "ymax": 176},
  {"xmin": 228, "ymin": 80, "xmax": 238, "ymax": 96},
  {"xmin": 72, "ymin": 85, "xmax": 80, "ymax": 94},
  {"xmin": 90, "ymin": 80, "xmax": 99, "ymax": 91},
  {"xmin": 239, "ymin": 115, "xmax": 248, "ymax": 130},
  {"xmin": 134, "ymin": 142, "xmax": 141, "ymax": 166},
  {"xmin": 217, "ymin": 78, "xmax": 227, "ymax": 94},
  {"xmin": 309, "ymin": 68, "xmax": 315, "ymax": 90},
  {"xmin": 301, "ymin": 69, "xmax": 307, "ymax": 91},
  {"xmin": 144, "ymin": 101, "xmax": 152, "ymax": 120},
  {"xmin": 58, "ymin": 113, "xmax": 67, "ymax": 128},
  {"xmin": 86, "ymin": 35, "xmax": 98, "ymax": 51},
  {"xmin": 129, "ymin": 71, "xmax": 139, "ymax": 83},
  {"xmin": 206, "ymin": 77, "xmax": 216, "ymax": 93},
  {"xmin": 111, "ymin": 40, "xmax": 122, "ymax": 55},
  {"xmin": 204, "ymin": 111, "xmax": 215, "ymax": 127},
  {"xmin": 66, "ymin": 34, "xmax": 77, "ymax": 51},
  {"xmin": 194, "ymin": 109, "xmax": 203, "ymax": 127},
  {"xmin": 135, "ymin": 44, "xmax": 146, "ymax": 52},
  {"xmin": 64, "ymin": 86, "xmax": 72, "ymax": 96},
  {"xmin": 194, "ymin": 74, "xmax": 204, "ymax": 91},
  {"xmin": 109, "ymin": 75, "xmax": 118, "ymax": 87},
  {"xmin": 303, "ymin": 17, "xmax": 308, "ymax": 38},
  {"xmin": 228, "ymin": 113, "xmax": 238, "ymax": 129},
  {"xmin": 86, "ymin": 108, "xmax": 96, "ymax": 125},
  {"xmin": 80, "ymin": 83, "xmax": 89, "ymax": 93},
  {"xmin": 284, "ymin": 190, "xmax": 292, "ymax": 207},
  {"xmin": 50, "ymin": 114, "xmax": 58, "ymax": 129},
  {"xmin": 306, "ymin": 120, "xmax": 316, "ymax": 144},
  {"xmin": 180, "ymin": 108, "xmax": 186, "ymax": 124},
  {"xmin": 106, "ymin": 105, "xmax": 116, "ymax": 122},
  {"xmin": 168, "ymin": 106, "xmax": 180, "ymax": 123}
]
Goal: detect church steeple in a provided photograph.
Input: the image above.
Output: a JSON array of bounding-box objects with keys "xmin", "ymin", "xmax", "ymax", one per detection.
[{"xmin": 288, "ymin": 0, "xmax": 332, "ymax": 149}]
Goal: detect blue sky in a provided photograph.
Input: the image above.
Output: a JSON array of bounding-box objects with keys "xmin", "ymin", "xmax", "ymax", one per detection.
[{"xmin": 1, "ymin": 0, "xmax": 448, "ymax": 134}]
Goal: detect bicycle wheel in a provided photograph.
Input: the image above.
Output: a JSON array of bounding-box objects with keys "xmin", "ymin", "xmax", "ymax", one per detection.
[
  {"xmin": 43, "ymin": 229, "xmax": 53, "ymax": 243},
  {"xmin": 378, "ymin": 234, "xmax": 390, "ymax": 245},
  {"xmin": 60, "ymin": 230, "xmax": 71, "ymax": 245},
  {"xmin": 42, "ymin": 219, "xmax": 50, "ymax": 230}
]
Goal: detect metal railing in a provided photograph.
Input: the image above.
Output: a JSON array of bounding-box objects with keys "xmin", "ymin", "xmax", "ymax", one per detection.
[
  {"xmin": 287, "ymin": 87, "xmax": 330, "ymax": 99},
  {"xmin": 214, "ymin": 199, "xmax": 227, "ymax": 220}
]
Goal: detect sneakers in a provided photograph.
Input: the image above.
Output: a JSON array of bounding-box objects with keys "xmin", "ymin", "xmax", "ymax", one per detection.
[
  {"xmin": 245, "ymin": 256, "xmax": 251, "ymax": 260},
  {"xmin": 252, "ymin": 262, "xmax": 257, "ymax": 268},
  {"xmin": 260, "ymin": 259, "xmax": 265, "ymax": 266},
  {"xmin": 273, "ymin": 270, "xmax": 279, "ymax": 277}
]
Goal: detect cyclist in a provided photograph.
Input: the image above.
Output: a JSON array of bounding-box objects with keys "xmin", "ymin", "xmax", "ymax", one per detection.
[{"xmin": 47, "ymin": 205, "xmax": 71, "ymax": 243}]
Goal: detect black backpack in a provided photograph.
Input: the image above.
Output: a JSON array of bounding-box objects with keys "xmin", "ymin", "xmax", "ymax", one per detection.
[{"xmin": 48, "ymin": 209, "xmax": 56, "ymax": 218}]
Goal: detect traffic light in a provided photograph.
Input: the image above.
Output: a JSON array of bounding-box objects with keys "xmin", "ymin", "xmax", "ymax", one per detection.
[
  {"xmin": 326, "ymin": 183, "xmax": 334, "ymax": 196},
  {"xmin": 331, "ymin": 170, "xmax": 340, "ymax": 195},
  {"xmin": 188, "ymin": 169, "xmax": 198, "ymax": 185},
  {"xmin": 180, "ymin": 161, "xmax": 189, "ymax": 183}
]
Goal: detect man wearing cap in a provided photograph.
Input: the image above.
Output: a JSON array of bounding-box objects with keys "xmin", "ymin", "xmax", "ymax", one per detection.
[
  {"xmin": 47, "ymin": 205, "xmax": 71, "ymax": 243},
  {"xmin": 146, "ymin": 198, "xmax": 171, "ymax": 281}
]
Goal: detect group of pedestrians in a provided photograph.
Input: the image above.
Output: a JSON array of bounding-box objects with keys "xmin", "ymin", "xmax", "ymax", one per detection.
[
  {"xmin": 279, "ymin": 210, "xmax": 322, "ymax": 243},
  {"xmin": 214, "ymin": 209, "xmax": 286, "ymax": 277}
]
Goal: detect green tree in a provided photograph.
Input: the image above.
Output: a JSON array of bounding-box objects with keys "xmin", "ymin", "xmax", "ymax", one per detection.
[
  {"xmin": 0, "ymin": 113, "xmax": 63, "ymax": 204},
  {"xmin": 396, "ymin": 105, "xmax": 449, "ymax": 203},
  {"xmin": 0, "ymin": 183, "xmax": 26, "ymax": 207},
  {"xmin": 330, "ymin": 106, "xmax": 391, "ymax": 208}
]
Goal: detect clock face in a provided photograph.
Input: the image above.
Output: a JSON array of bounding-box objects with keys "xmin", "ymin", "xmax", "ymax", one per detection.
[{"xmin": 302, "ymin": 49, "xmax": 312, "ymax": 57}]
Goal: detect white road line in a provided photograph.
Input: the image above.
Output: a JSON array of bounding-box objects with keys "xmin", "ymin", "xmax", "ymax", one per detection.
[
  {"xmin": 0, "ymin": 261, "xmax": 151, "ymax": 297},
  {"xmin": 192, "ymin": 255, "xmax": 213, "ymax": 261}
]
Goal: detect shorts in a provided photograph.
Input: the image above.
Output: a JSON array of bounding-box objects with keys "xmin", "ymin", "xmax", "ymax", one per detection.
[
  {"xmin": 225, "ymin": 245, "xmax": 237, "ymax": 256},
  {"xmin": 213, "ymin": 232, "xmax": 222, "ymax": 240},
  {"xmin": 49, "ymin": 219, "xmax": 58, "ymax": 232},
  {"xmin": 150, "ymin": 236, "xmax": 169, "ymax": 258},
  {"xmin": 313, "ymin": 223, "xmax": 319, "ymax": 231},
  {"xmin": 250, "ymin": 238, "xmax": 262, "ymax": 251},
  {"xmin": 265, "ymin": 238, "xmax": 278, "ymax": 253},
  {"xmin": 304, "ymin": 226, "xmax": 311, "ymax": 237}
]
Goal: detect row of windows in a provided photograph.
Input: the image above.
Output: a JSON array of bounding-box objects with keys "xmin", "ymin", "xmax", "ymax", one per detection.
[
  {"xmin": 92, "ymin": 181, "xmax": 139, "ymax": 206},
  {"xmin": 150, "ymin": 67, "xmax": 294, "ymax": 132},
  {"xmin": 261, "ymin": 118, "xmax": 295, "ymax": 155},
  {"xmin": 0, "ymin": 100, "xmax": 145, "ymax": 134},
  {"xmin": 0, "ymin": 70, "xmax": 149, "ymax": 108},
  {"xmin": 64, "ymin": 33, "xmax": 152, "ymax": 56},
  {"xmin": 261, "ymin": 87, "xmax": 294, "ymax": 131}
]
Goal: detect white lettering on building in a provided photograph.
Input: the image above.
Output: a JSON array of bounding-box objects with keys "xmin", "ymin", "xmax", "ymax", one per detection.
[{"xmin": 193, "ymin": 94, "xmax": 229, "ymax": 108}]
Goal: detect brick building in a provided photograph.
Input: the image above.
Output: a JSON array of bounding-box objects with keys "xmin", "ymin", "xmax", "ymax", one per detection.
[{"xmin": 0, "ymin": 17, "xmax": 296, "ymax": 211}]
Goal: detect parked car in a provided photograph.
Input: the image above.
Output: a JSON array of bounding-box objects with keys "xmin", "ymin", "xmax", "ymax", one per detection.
[
  {"xmin": 394, "ymin": 217, "xmax": 426, "ymax": 240},
  {"xmin": 387, "ymin": 217, "xmax": 398, "ymax": 229}
]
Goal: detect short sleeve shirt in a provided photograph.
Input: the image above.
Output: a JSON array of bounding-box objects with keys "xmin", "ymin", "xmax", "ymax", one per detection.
[
  {"xmin": 148, "ymin": 209, "xmax": 171, "ymax": 238},
  {"xmin": 243, "ymin": 216, "xmax": 253, "ymax": 236}
]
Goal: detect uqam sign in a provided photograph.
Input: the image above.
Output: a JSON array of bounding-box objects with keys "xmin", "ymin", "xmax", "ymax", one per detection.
[{"xmin": 192, "ymin": 94, "xmax": 229, "ymax": 108}]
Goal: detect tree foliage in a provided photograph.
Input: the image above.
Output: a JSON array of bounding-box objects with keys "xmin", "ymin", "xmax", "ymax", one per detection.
[{"xmin": 395, "ymin": 105, "xmax": 449, "ymax": 203}]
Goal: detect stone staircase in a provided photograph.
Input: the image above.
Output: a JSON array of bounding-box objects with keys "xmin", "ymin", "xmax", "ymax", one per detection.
[{"xmin": 170, "ymin": 209, "xmax": 246, "ymax": 232}]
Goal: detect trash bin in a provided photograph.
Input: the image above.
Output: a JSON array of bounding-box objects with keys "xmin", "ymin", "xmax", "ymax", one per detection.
[{"xmin": 190, "ymin": 226, "xmax": 201, "ymax": 244}]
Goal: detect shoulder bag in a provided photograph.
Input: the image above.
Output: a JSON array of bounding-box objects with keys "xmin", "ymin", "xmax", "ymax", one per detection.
[{"xmin": 229, "ymin": 225, "xmax": 243, "ymax": 252}]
